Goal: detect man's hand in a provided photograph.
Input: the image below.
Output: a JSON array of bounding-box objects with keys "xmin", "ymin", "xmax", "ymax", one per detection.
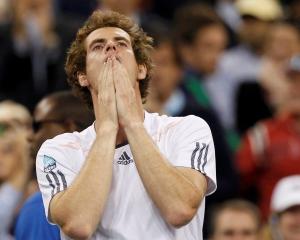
[
  {"xmin": 113, "ymin": 59, "xmax": 143, "ymax": 128},
  {"xmin": 96, "ymin": 57, "xmax": 119, "ymax": 132}
]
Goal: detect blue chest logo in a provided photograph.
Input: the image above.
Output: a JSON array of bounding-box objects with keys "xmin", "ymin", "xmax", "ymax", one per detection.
[{"xmin": 43, "ymin": 155, "xmax": 57, "ymax": 172}]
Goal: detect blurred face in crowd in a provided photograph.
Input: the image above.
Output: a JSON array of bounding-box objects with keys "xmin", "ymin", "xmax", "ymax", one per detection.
[
  {"xmin": 278, "ymin": 205, "xmax": 300, "ymax": 240},
  {"xmin": 13, "ymin": 0, "xmax": 55, "ymax": 46},
  {"xmin": 32, "ymin": 98, "xmax": 66, "ymax": 156},
  {"xmin": 287, "ymin": 70, "xmax": 300, "ymax": 100},
  {"xmin": 264, "ymin": 24, "xmax": 300, "ymax": 62},
  {"xmin": 100, "ymin": 0, "xmax": 140, "ymax": 15},
  {"xmin": 212, "ymin": 209, "xmax": 259, "ymax": 240},
  {"xmin": 14, "ymin": 0, "xmax": 53, "ymax": 20},
  {"xmin": 0, "ymin": 129, "xmax": 27, "ymax": 182},
  {"xmin": 151, "ymin": 41, "xmax": 182, "ymax": 100},
  {"xmin": 187, "ymin": 24, "xmax": 227, "ymax": 75},
  {"xmin": 239, "ymin": 16, "xmax": 270, "ymax": 53}
]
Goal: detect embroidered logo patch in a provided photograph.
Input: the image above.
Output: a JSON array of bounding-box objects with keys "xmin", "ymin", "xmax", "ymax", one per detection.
[{"xmin": 43, "ymin": 155, "xmax": 57, "ymax": 173}]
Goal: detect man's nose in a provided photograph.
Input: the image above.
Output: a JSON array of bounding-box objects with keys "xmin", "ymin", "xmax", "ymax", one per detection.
[{"xmin": 105, "ymin": 41, "xmax": 117, "ymax": 54}]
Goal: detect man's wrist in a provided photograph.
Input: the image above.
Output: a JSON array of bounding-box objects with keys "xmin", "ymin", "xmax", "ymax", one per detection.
[
  {"xmin": 96, "ymin": 122, "xmax": 118, "ymax": 135},
  {"xmin": 124, "ymin": 122, "xmax": 145, "ymax": 135}
]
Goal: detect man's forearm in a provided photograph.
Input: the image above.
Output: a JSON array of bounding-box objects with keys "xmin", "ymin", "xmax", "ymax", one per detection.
[
  {"xmin": 51, "ymin": 126, "xmax": 117, "ymax": 238},
  {"xmin": 124, "ymin": 124, "xmax": 207, "ymax": 227}
]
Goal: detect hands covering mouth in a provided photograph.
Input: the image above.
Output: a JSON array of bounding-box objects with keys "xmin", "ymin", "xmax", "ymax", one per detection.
[{"xmin": 104, "ymin": 53, "xmax": 121, "ymax": 64}]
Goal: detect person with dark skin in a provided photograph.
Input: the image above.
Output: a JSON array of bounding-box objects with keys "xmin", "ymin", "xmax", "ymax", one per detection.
[{"xmin": 15, "ymin": 91, "xmax": 94, "ymax": 240}]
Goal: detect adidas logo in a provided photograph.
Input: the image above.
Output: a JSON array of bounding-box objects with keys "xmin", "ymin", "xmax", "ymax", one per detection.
[{"xmin": 117, "ymin": 151, "xmax": 133, "ymax": 165}]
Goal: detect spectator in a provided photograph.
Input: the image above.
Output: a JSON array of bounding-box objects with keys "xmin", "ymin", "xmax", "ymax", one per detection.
[
  {"xmin": 0, "ymin": 100, "xmax": 32, "ymax": 131},
  {"xmin": 262, "ymin": 175, "xmax": 300, "ymax": 240},
  {"xmin": 144, "ymin": 21, "xmax": 183, "ymax": 115},
  {"xmin": 0, "ymin": 0, "xmax": 82, "ymax": 110},
  {"xmin": 0, "ymin": 101, "xmax": 32, "ymax": 240},
  {"xmin": 174, "ymin": 3, "xmax": 239, "ymax": 148},
  {"xmin": 206, "ymin": 0, "xmax": 283, "ymax": 132},
  {"xmin": 236, "ymin": 55, "xmax": 300, "ymax": 220},
  {"xmin": 174, "ymin": 5, "xmax": 237, "ymax": 237},
  {"xmin": 15, "ymin": 91, "xmax": 94, "ymax": 240},
  {"xmin": 209, "ymin": 199, "xmax": 261, "ymax": 240},
  {"xmin": 236, "ymin": 21, "xmax": 300, "ymax": 134}
]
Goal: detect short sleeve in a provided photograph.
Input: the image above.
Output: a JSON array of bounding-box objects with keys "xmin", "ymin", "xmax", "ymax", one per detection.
[
  {"xmin": 36, "ymin": 138, "xmax": 79, "ymax": 223},
  {"xmin": 169, "ymin": 116, "xmax": 217, "ymax": 196}
]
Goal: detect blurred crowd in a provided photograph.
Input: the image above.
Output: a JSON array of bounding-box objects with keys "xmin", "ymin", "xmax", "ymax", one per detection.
[{"xmin": 1, "ymin": 0, "xmax": 300, "ymax": 239}]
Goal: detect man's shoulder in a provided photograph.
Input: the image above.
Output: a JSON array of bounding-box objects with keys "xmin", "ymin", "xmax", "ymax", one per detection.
[
  {"xmin": 39, "ymin": 125, "xmax": 94, "ymax": 154},
  {"xmin": 151, "ymin": 113, "xmax": 210, "ymax": 133}
]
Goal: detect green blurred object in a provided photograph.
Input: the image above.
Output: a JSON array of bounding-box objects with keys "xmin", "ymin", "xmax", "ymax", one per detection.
[
  {"xmin": 185, "ymin": 76, "xmax": 211, "ymax": 108},
  {"xmin": 226, "ymin": 129, "xmax": 241, "ymax": 152},
  {"xmin": 0, "ymin": 122, "xmax": 9, "ymax": 137}
]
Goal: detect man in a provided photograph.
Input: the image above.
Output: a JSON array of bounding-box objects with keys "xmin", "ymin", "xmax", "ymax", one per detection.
[
  {"xmin": 263, "ymin": 175, "xmax": 300, "ymax": 240},
  {"xmin": 209, "ymin": 199, "xmax": 261, "ymax": 240},
  {"xmin": 36, "ymin": 10, "xmax": 217, "ymax": 239},
  {"xmin": 15, "ymin": 91, "xmax": 94, "ymax": 240}
]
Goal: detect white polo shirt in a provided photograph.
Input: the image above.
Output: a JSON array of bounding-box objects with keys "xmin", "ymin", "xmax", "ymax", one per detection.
[{"xmin": 36, "ymin": 111, "xmax": 217, "ymax": 240}]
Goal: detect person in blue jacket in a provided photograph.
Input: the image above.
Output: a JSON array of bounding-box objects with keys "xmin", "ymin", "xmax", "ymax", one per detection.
[{"xmin": 15, "ymin": 192, "xmax": 60, "ymax": 240}]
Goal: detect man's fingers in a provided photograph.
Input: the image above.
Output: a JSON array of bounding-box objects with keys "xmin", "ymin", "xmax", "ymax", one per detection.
[
  {"xmin": 98, "ymin": 58, "xmax": 108, "ymax": 87},
  {"xmin": 107, "ymin": 58, "xmax": 115, "ymax": 92},
  {"xmin": 113, "ymin": 59, "xmax": 132, "ymax": 91},
  {"xmin": 98, "ymin": 57, "xmax": 116, "ymax": 105}
]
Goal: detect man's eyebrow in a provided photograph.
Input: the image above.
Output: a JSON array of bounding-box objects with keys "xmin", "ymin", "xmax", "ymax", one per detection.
[
  {"xmin": 88, "ymin": 38, "xmax": 106, "ymax": 49},
  {"xmin": 114, "ymin": 36, "xmax": 131, "ymax": 44}
]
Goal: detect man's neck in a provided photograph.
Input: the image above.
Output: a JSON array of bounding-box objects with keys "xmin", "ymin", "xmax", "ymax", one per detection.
[{"xmin": 116, "ymin": 127, "xmax": 127, "ymax": 146}]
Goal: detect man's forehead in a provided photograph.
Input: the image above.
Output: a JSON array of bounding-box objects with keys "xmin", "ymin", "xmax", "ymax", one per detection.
[{"xmin": 86, "ymin": 27, "xmax": 131, "ymax": 43}]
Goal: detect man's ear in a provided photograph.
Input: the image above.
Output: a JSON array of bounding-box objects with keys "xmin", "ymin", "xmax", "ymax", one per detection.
[
  {"xmin": 78, "ymin": 72, "xmax": 89, "ymax": 87},
  {"xmin": 137, "ymin": 64, "xmax": 147, "ymax": 80}
]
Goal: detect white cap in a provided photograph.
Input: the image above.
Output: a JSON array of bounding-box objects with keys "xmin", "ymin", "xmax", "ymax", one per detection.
[
  {"xmin": 236, "ymin": 0, "xmax": 283, "ymax": 21},
  {"xmin": 271, "ymin": 175, "xmax": 300, "ymax": 212}
]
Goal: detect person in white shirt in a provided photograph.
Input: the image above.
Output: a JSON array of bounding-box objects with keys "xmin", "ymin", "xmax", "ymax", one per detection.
[{"xmin": 36, "ymin": 10, "xmax": 217, "ymax": 240}]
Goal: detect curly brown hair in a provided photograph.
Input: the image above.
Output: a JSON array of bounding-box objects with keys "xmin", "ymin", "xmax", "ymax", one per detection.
[{"xmin": 65, "ymin": 10, "xmax": 153, "ymax": 109}]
